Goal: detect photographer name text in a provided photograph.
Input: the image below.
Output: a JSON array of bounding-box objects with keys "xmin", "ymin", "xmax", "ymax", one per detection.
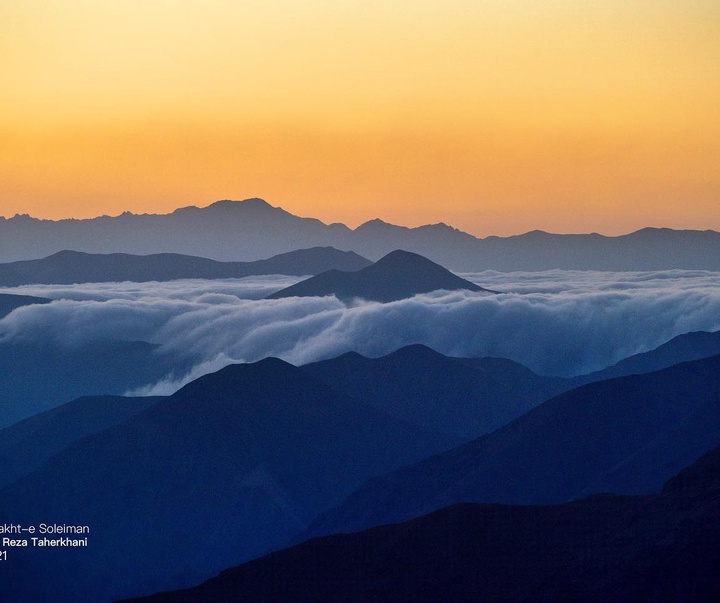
[{"xmin": 1, "ymin": 523, "xmax": 90, "ymax": 558}]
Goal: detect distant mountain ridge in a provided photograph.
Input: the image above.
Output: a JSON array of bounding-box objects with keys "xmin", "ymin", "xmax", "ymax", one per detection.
[
  {"xmin": 2, "ymin": 198, "xmax": 719, "ymax": 270},
  {"xmin": 268, "ymin": 250, "xmax": 490, "ymax": 302},
  {"xmin": 0, "ymin": 247, "xmax": 370, "ymax": 286}
]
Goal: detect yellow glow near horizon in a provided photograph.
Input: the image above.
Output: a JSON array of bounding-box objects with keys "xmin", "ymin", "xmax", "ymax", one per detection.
[{"xmin": 1, "ymin": 1, "xmax": 719, "ymax": 235}]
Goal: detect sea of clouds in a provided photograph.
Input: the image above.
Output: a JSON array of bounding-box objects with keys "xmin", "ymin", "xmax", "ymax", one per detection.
[{"xmin": 2, "ymin": 270, "xmax": 720, "ymax": 395}]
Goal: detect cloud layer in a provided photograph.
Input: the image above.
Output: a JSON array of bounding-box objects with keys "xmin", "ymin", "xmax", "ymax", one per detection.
[{"xmin": 2, "ymin": 270, "xmax": 720, "ymax": 395}]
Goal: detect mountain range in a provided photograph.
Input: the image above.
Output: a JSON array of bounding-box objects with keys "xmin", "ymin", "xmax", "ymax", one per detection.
[
  {"xmin": 3, "ymin": 199, "xmax": 719, "ymax": 603},
  {"xmin": 2, "ymin": 333, "xmax": 720, "ymax": 600},
  {"xmin": 0, "ymin": 358, "xmax": 442, "ymax": 602},
  {"xmin": 2, "ymin": 198, "xmax": 720, "ymax": 270},
  {"xmin": 0, "ymin": 247, "xmax": 370, "ymax": 287},
  {"xmin": 127, "ymin": 442, "xmax": 720, "ymax": 603},
  {"xmin": 302, "ymin": 344, "xmax": 568, "ymax": 445},
  {"xmin": 304, "ymin": 354, "xmax": 720, "ymax": 540}
]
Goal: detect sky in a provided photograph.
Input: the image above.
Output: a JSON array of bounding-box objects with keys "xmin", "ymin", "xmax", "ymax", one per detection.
[{"xmin": 1, "ymin": 1, "xmax": 719, "ymax": 236}]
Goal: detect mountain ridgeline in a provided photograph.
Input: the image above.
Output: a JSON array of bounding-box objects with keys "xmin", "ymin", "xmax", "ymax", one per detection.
[
  {"xmin": 2, "ymin": 198, "xmax": 720, "ymax": 270},
  {"xmin": 0, "ymin": 358, "xmax": 443, "ymax": 602},
  {"xmin": 2, "ymin": 336, "xmax": 720, "ymax": 600},
  {"xmin": 0, "ymin": 247, "xmax": 371, "ymax": 287},
  {"xmin": 571, "ymin": 329, "xmax": 720, "ymax": 386},
  {"xmin": 125, "ymin": 443, "xmax": 720, "ymax": 603},
  {"xmin": 302, "ymin": 344, "xmax": 569, "ymax": 445},
  {"xmin": 304, "ymin": 353, "xmax": 720, "ymax": 540}
]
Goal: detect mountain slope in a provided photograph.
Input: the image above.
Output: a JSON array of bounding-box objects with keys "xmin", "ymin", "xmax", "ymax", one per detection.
[
  {"xmin": 267, "ymin": 250, "xmax": 489, "ymax": 302},
  {"xmin": 573, "ymin": 329, "xmax": 720, "ymax": 385},
  {"xmin": 0, "ymin": 246, "xmax": 370, "ymax": 286},
  {"xmin": 0, "ymin": 395, "xmax": 161, "ymax": 489},
  {"xmin": 305, "ymin": 354, "xmax": 720, "ymax": 538},
  {"xmin": 125, "ymin": 444, "xmax": 720, "ymax": 603},
  {"xmin": 302, "ymin": 344, "xmax": 570, "ymax": 445},
  {"xmin": 0, "ymin": 358, "xmax": 440, "ymax": 602}
]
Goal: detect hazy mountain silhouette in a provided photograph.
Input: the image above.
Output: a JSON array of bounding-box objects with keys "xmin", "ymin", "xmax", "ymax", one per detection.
[
  {"xmin": 302, "ymin": 344, "xmax": 570, "ymax": 446},
  {"xmin": 3, "ymin": 199, "xmax": 720, "ymax": 270},
  {"xmin": 0, "ymin": 395, "xmax": 161, "ymax": 489},
  {"xmin": 0, "ymin": 358, "xmax": 441, "ymax": 602},
  {"xmin": 242, "ymin": 246, "xmax": 370, "ymax": 275},
  {"xmin": 305, "ymin": 354, "xmax": 720, "ymax": 539},
  {"xmin": 0, "ymin": 340, "xmax": 193, "ymax": 428},
  {"xmin": 0, "ymin": 199, "xmax": 350, "ymax": 263},
  {"xmin": 267, "ymin": 250, "xmax": 490, "ymax": 302},
  {"xmin": 126, "ymin": 444, "xmax": 720, "ymax": 603},
  {"xmin": 302, "ymin": 333, "xmax": 720, "ymax": 448},
  {"xmin": 0, "ymin": 293, "xmax": 50, "ymax": 318},
  {"xmin": 0, "ymin": 247, "xmax": 370, "ymax": 286},
  {"xmin": 572, "ymin": 329, "xmax": 720, "ymax": 385},
  {"xmin": 471, "ymin": 227, "xmax": 720, "ymax": 272}
]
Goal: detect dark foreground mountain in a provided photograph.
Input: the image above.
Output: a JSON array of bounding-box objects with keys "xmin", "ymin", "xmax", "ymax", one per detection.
[
  {"xmin": 0, "ymin": 293, "xmax": 50, "ymax": 318},
  {"xmin": 305, "ymin": 354, "xmax": 720, "ymax": 538},
  {"xmin": 302, "ymin": 344, "xmax": 570, "ymax": 445},
  {"xmin": 0, "ymin": 246, "xmax": 370, "ymax": 286},
  {"xmin": 0, "ymin": 395, "xmax": 161, "ymax": 489},
  {"xmin": 3, "ymin": 198, "xmax": 720, "ymax": 270},
  {"xmin": 0, "ymin": 358, "xmax": 439, "ymax": 602},
  {"xmin": 125, "ymin": 443, "xmax": 720, "ymax": 603},
  {"xmin": 0, "ymin": 339, "xmax": 193, "ymax": 429},
  {"xmin": 268, "ymin": 250, "xmax": 490, "ymax": 302}
]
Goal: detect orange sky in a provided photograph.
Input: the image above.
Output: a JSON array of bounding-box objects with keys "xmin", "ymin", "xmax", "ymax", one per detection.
[{"xmin": 1, "ymin": 1, "xmax": 719, "ymax": 236}]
